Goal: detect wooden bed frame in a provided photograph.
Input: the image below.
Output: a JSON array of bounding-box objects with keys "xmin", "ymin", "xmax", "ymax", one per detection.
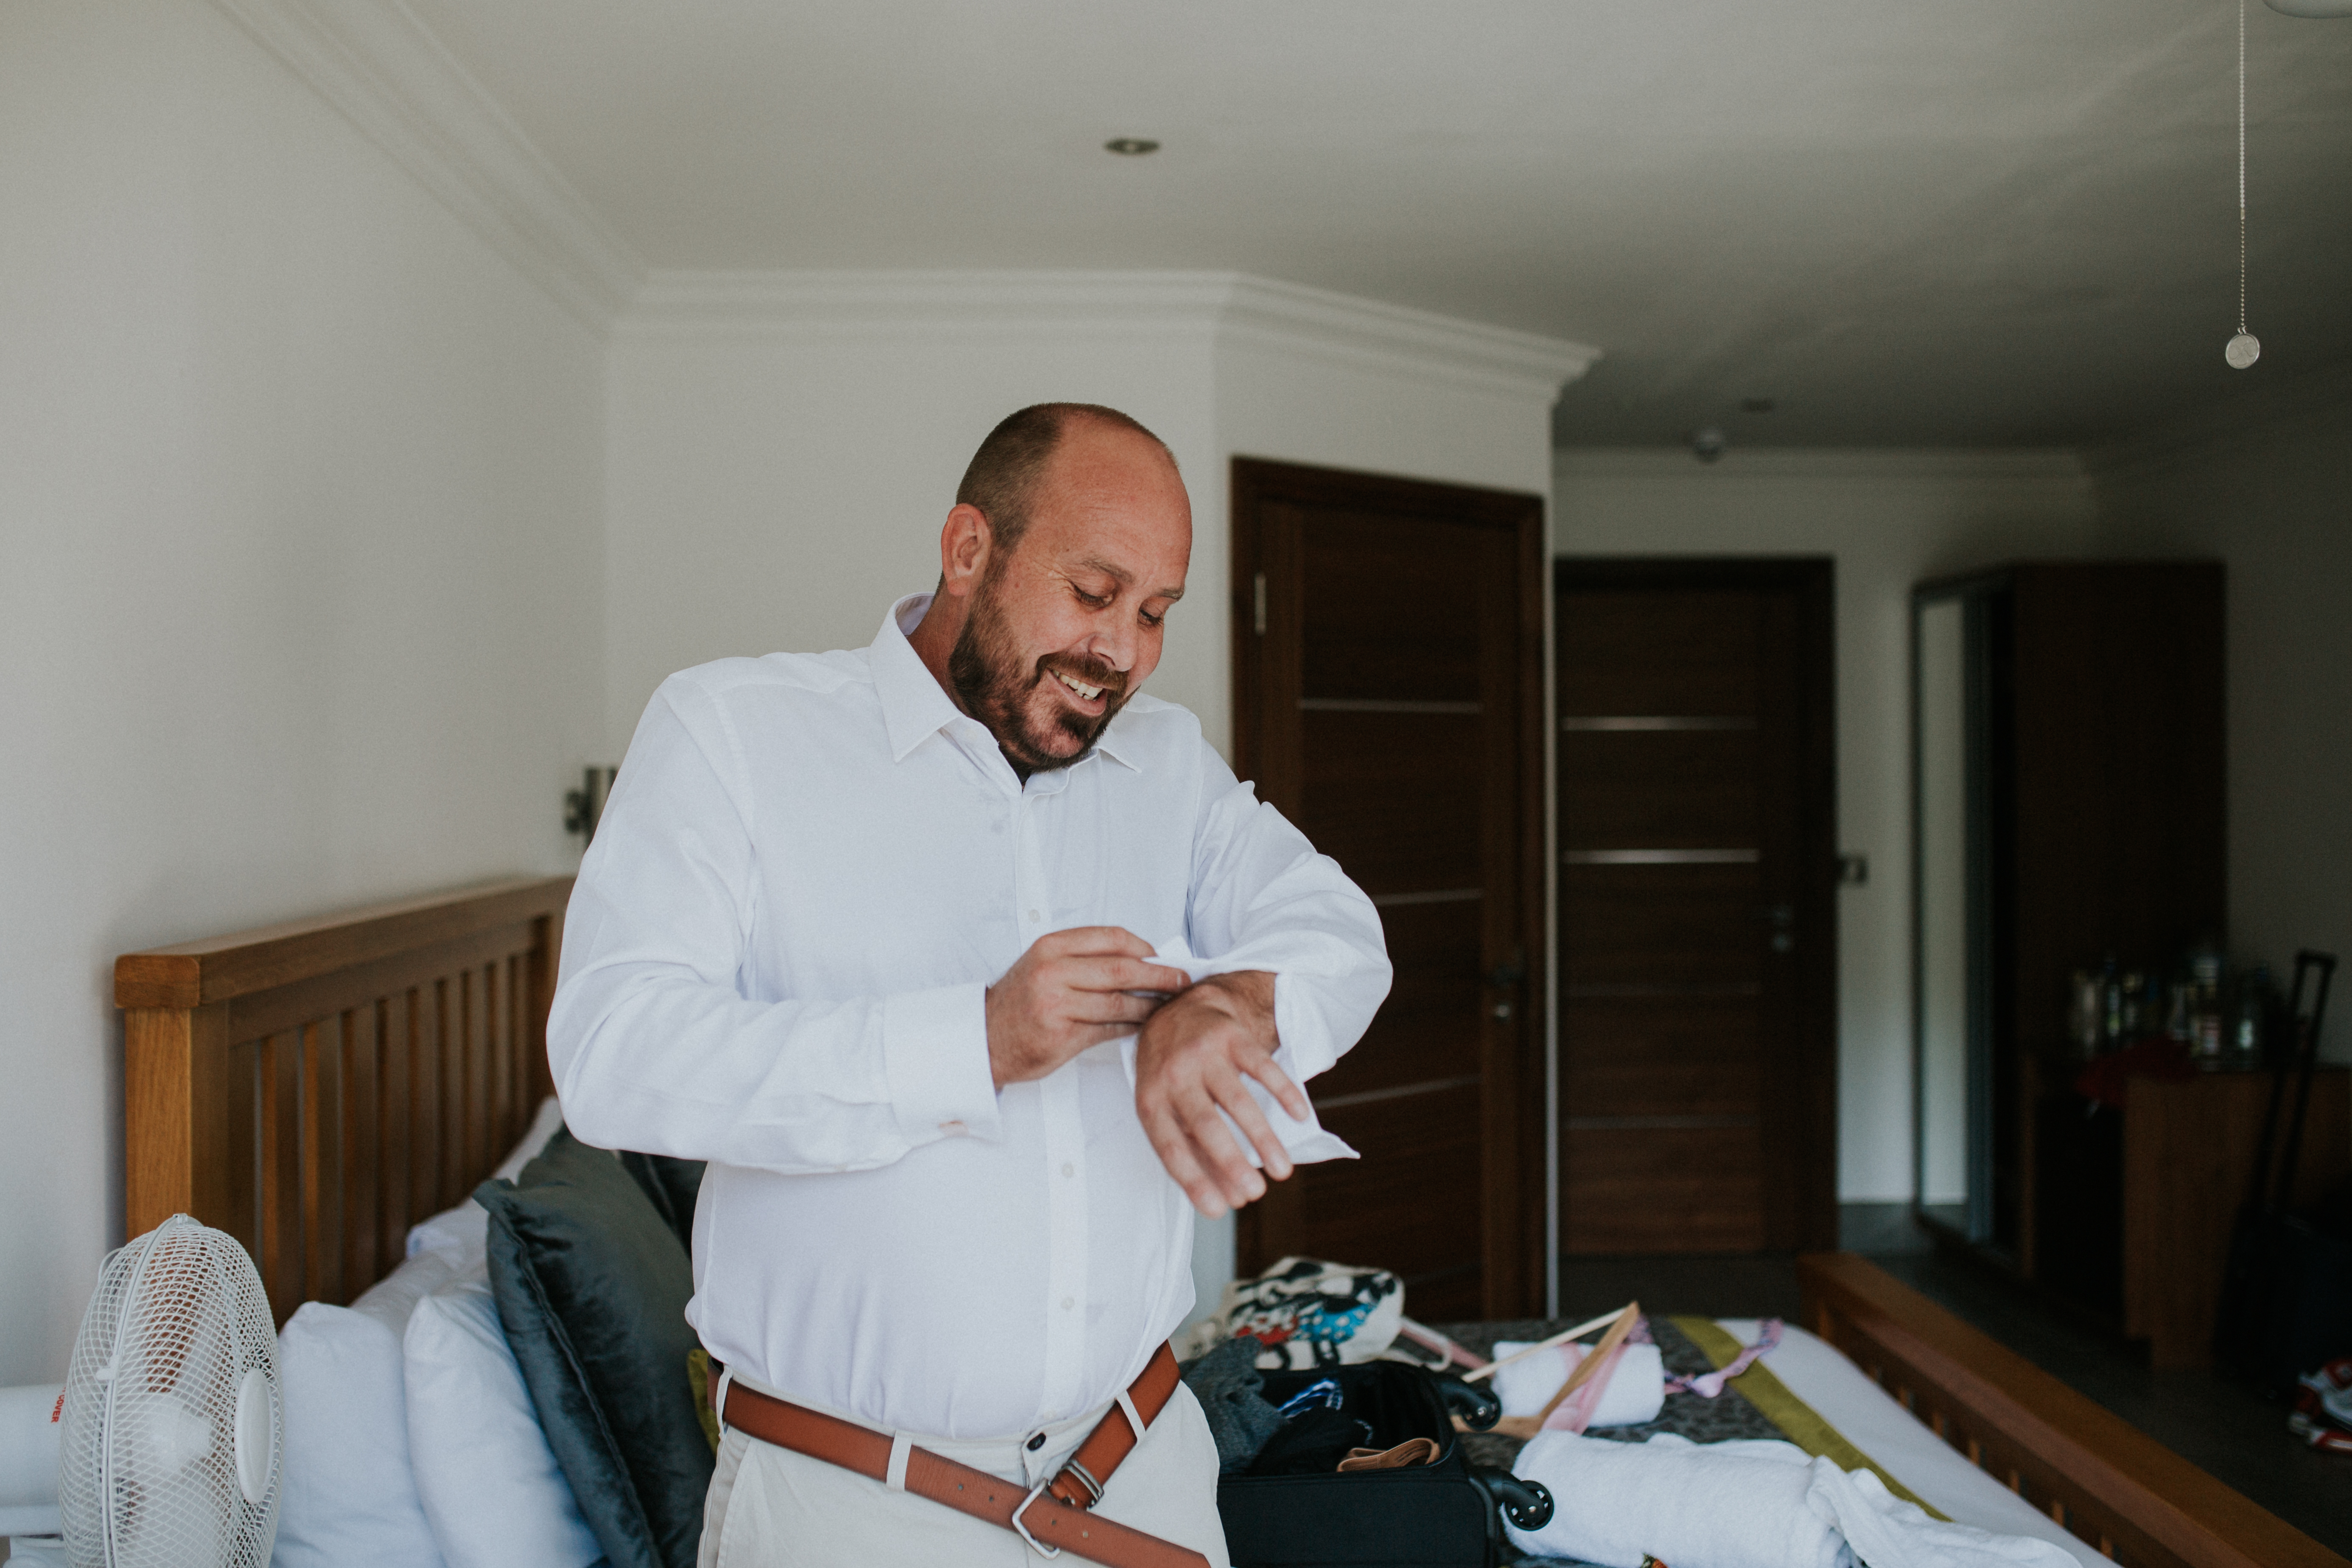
[
  {"xmin": 115, "ymin": 876, "xmax": 571, "ymax": 1324},
  {"xmin": 111, "ymin": 881, "xmax": 2341, "ymax": 1567},
  {"xmin": 1800, "ymin": 1252, "xmax": 2346, "ymax": 1568}
]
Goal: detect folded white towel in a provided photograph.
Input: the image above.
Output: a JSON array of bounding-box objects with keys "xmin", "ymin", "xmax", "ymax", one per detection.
[
  {"xmin": 1508, "ymin": 1432, "xmax": 2080, "ymax": 1568},
  {"xmin": 1095, "ymin": 936, "xmax": 1357, "ymax": 1167},
  {"xmin": 1491, "ymin": 1340, "xmax": 1666, "ymax": 1428}
]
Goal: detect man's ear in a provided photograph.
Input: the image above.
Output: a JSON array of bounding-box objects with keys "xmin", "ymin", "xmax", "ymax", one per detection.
[{"xmin": 939, "ymin": 503, "xmax": 993, "ymax": 600}]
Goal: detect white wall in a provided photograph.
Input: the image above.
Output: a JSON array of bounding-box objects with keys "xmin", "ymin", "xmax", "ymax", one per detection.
[
  {"xmin": 604, "ymin": 319, "xmax": 1219, "ymax": 752},
  {"xmin": 1551, "ymin": 449, "xmax": 2100, "ymax": 1201},
  {"xmin": 2091, "ymin": 386, "xmax": 2352, "ymax": 1055},
  {"xmin": 0, "ymin": 0, "xmax": 604, "ymax": 1383},
  {"xmin": 606, "ymin": 279, "xmax": 1578, "ymax": 1315}
]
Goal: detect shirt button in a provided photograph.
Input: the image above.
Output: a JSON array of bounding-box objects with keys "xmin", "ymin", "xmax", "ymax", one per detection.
[
  {"xmin": 1026, "ymin": 1432, "xmax": 1046, "ymax": 1451},
  {"xmin": 1061, "ymin": 1162, "xmax": 1075, "ymax": 1178},
  {"xmin": 1062, "ymin": 1296, "xmax": 1075, "ymax": 1311},
  {"xmin": 1027, "ymin": 909, "xmax": 1042, "ymax": 923}
]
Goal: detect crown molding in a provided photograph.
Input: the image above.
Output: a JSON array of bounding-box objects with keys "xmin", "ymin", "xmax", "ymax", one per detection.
[
  {"xmin": 1555, "ymin": 446, "xmax": 2090, "ymax": 482},
  {"xmin": 624, "ymin": 270, "xmax": 1601, "ymax": 403},
  {"xmin": 210, "ymin": 0, "xmax": 643, "ymax": 331}
]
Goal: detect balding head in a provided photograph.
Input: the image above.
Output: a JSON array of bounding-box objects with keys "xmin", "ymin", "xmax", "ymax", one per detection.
[{"xmin": 955, "ymin": 403, "xmax": 1178, "ymax": 562}]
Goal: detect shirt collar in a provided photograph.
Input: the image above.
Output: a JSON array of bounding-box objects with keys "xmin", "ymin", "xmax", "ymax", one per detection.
[
  {"xmin": 872, "ymin": 594, "xmax": 964, "ymax": 764},
  {"xmin": 869, "ymin": 591, "xmax": 1146, "ymax": 775}
]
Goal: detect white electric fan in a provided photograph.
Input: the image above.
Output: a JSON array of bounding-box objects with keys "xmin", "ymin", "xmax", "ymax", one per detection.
[{"xmin": 2, "ymin": 1215, "xmax": 280, "ymax": 1568}]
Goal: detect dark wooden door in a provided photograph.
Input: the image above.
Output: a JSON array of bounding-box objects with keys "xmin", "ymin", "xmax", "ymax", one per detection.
[
  {"xmin": 1232, "ymin": 459, "xmax": 1546, "ymax": 1319},
  {"xmin": 1555, "ymin": 558, "xmax": 1837, "ymax": 1257}
]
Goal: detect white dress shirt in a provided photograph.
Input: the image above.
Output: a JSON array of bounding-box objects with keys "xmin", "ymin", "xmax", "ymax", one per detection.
[{"xmin": 549, "ymin": 593, "xmax": 1391, "ymax": 1440}]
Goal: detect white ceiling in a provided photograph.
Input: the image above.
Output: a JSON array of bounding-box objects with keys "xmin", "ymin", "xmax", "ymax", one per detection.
[{"xmin": 398, "ymin": 0, "xmax": 2352, "ymax": 446}]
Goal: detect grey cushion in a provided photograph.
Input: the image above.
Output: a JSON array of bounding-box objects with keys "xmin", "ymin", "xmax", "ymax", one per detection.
[{"xmin": 478, "ymin": 1128, "xmax": 713, "ymax": 1568}]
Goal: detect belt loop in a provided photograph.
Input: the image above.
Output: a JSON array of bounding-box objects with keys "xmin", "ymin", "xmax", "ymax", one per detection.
[
  {"xmin": 714, "ymin": 1366, "xmax": 735, "ymax": 1436},
  {"xmin": 885, "ymin": 1433, "xmax": 912, "ymax": 1492},
  {"xmin": 1115, "ymin": 1387, "xmax": 1146, "ymax": 1442}
]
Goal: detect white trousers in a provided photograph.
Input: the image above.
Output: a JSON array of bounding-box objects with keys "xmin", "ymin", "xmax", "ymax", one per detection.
[{"xmin": 697, "ymin": 1375, "xmax": 1232, "ymax": 1568}]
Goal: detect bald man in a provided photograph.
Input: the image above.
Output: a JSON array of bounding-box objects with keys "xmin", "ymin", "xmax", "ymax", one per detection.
[{"xmin": 550, "ymin": 403, "xmax": 1391, "ymax": 1566}]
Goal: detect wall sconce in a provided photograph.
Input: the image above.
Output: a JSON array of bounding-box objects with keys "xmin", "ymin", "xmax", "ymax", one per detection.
[{"xmin": 565, "ymin": 766, "xmax": 618, "ymax": 845}]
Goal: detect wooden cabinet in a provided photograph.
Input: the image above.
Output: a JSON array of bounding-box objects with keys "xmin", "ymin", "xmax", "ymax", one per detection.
[{"xmin": 2122, "ymin": 1069, "xmax": 2349, "ymax": 1368}]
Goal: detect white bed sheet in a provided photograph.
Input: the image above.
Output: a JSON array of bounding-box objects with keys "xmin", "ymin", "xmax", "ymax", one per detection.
[{"xmin": 1715, "ymin": 1319, "xmax": 2104, "ymax": 1568}]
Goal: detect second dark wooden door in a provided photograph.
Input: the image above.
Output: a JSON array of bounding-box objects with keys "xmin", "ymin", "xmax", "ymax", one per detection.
[
  {"xmin": 1555, "ymin": 559, "xmax": 1838, "ymax": 1257},
  {"xmin": 1233, "ymin": 459, "xmax": 1546, "ymax": 1320}
]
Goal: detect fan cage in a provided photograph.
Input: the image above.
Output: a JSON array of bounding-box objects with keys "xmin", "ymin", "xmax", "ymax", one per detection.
[{"xmin": 57, "ymin": 1215, "xmax": 280, "ymax": 1568}]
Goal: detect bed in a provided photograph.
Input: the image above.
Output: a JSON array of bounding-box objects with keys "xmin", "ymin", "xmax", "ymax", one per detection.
[{"xmin": 112, "ymin": 877, "xmax": 2348, "ymax": 1568}]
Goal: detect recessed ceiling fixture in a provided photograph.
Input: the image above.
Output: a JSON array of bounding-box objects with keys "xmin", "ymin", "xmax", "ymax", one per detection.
[
  {"xmin": 2227, "ymin": 0, "xmax": 2262, "ymax": 369},
  {"xmin": 1103, "ymin": 137, "xmax": 1160, "ymax": 156},
  {"xmin": 2265, "ymin": 0, "xmax": 2352, "ymax": 16}
]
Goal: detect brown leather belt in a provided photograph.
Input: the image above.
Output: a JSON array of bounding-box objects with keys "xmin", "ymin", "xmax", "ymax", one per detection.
[{"xmin": 718, "ymin": 1342, "xmax": 1206, "ymax": 1568}]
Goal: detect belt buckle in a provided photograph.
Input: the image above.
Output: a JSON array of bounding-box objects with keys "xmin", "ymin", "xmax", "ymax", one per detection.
[{"xmin": 1011, "ymin": 1478, "xmax": 1064, "ymax": 1559}]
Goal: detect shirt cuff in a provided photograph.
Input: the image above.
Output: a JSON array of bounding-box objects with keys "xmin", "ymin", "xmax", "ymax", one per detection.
[{"xmin": 882, "ymin": 982, "xmax": 1001, "ymax": 1145}]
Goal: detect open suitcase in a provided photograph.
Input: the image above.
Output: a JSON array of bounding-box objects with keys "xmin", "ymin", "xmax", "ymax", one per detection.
[{"xmin": 1215, "ymin": 1361, "xmax": 1552, "ymax": 1568}]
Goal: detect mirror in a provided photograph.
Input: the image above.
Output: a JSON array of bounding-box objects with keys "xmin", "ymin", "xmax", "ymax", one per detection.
[{"xmin": 1913, "ymin": 590, "xmax": 1991, "ymax": 1244}]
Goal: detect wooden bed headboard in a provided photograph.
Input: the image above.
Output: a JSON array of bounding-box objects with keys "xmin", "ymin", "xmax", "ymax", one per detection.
[
  {"xmin": 1799, "ymin": 1252, "xmax": 2348, "ymax": 1568},
  {"xmin": 115, "ymin": 876, "xmax": 573, "ymax": 1324}
]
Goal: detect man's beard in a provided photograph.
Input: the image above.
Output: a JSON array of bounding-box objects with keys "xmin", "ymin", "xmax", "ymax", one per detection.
[{"xmin": 947, "ymin": 577, "xmax": 1131, "ymax": 776}]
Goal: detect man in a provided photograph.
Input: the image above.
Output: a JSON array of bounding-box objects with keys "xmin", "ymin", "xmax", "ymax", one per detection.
[{"xmin": 549, "ymin": 403, "xmax": 1391, "ymax": 1566}]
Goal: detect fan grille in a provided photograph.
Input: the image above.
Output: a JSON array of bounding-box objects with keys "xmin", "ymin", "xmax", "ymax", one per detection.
[{"xmin": 58, "ymin": 1216, "xmax": 280, "ymax": 1568}]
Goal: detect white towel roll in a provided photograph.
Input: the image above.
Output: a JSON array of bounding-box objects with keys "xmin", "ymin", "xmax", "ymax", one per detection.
[
  {"xmin": 1507, "ymin": 1431, "xmax": 2080, "ymax": 1568},
  {"xmin": 1490, "ymin": 1340, "xmax": 1665, "ymax": 1428}
]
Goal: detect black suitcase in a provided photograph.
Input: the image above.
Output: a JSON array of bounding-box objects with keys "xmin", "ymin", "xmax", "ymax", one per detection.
[{"xmin": 1215, "ymin": 1361, "xmax": 1551, "ymax": 1568}]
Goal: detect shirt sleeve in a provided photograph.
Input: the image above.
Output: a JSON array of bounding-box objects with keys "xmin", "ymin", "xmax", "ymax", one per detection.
[
  {"xmin": 546, "ymin": 677, "xmax": 1002, "ymax": 1174},
  {"xmin": 1183, "ymin": 743, "xmax": 1393, "ymax": 1086}
]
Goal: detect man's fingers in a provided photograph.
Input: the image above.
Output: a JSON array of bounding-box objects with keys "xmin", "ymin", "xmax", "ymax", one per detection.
[
  {"xmin": 1059, "ymin": 955, "xmax": 1193, "ymax": 997},
  {"xmin": 1036, "ymin": 925, "xmax": 1159, "ymax": 959},
  {"xmin": 1239, "ymin": 1051, "xmax": 1312, "ymax": 1124},
  {"xmin": 1141, "ymin": 1102, "xmax": 1229, "ymax": 1219},
  {"xmin": 1173, "ymin": 1086, "xmax": 1266, "ymax": 1209},
  {"xmin": 1071, "ymin": 993, "xmax": 1162, "ymax": 1028},
  {"xmin": 1209, "ymin": 1070, "xmax": 1294, "ymax": 1182}
]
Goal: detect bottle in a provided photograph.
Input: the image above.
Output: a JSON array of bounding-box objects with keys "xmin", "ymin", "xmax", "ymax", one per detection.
[
  {"xmin": 2187, "ymin": 938, "xmax": 2226, "ymax": 1064},
  {"xmin": 2069, "ymin": 970, "xmax": 2103, "ymax": 1058},
  {"xmin": 2232, "ymin": 963, "xmax": 2275, "ymax": 1069},
  {"xmin": 2121, "ymin": 970, "xmax": 2149, "ymax": 1040},
  {"xmin": 2101, "ymin": 956, "xmax": 2123, "ymax": 1049},
  {"xmin": 2166, "ymin": 979, "xmax": 2194, "ymax": 1042}
]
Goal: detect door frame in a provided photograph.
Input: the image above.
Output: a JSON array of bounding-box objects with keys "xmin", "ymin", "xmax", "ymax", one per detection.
[
  {"xmin": 1230, "ymin": 456, "xmax": 1549, "ymax": 1316},
  {"xmin": 1552, "ymin": 555, "xmax": 1840, "ymax": 1254}
]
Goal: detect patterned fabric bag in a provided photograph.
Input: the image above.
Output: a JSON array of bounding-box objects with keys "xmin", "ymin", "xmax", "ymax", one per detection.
[{"xmin": 1206, "ymin": 1257, "xmax": 1406, "ymax": 1370}]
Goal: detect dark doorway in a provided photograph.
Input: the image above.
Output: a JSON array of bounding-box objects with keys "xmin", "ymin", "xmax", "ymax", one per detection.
[
  {"xmin": 1231, "ymin": 458, "xmax": 1547, "ymax": 1319},
  {"xmin": 1555, "ymin": 557, "xmax": 1838, "ymax": 1257}
]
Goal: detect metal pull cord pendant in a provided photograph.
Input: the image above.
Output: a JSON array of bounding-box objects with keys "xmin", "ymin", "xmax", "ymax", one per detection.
[{"xmin": 2227, "ymin": 0, "xmax": 2262, "ymax": 368}]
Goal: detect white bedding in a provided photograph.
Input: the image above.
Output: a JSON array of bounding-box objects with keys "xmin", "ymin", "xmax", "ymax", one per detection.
[{"xmin": 1714, "ymin": 1319, "xmax": 2104, "ymax": 1568}]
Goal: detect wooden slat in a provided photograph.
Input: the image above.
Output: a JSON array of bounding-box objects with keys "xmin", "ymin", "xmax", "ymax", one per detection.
[
  {"xmin": 114, "ymin": 876, "xmax": 573, "ymax": 1009},
  {"xmin": 434, "ymin": 977, "xmax": 460, "ymax": 1211},
  {"xmin": 1798, "ymin": 1253, "xmax": 2351, "ymax": 1568},
  {"xmin": 259, "ymin": 1033, "xmax": 303, "ymax": 1324},
  {"xmin": 224, "ymin": 1039, "xmax": 260, "ymax": 1264},
  {"xmin": 379, "ymin": 994, "xmax": 412, "ymax": 1270},
  {"xmin": 301, "ymin": 1016, "xmax": 346, "ymax": 1305},
  {"xmin": 343, "ymin": 1002, "xmax": 381, "ymax": 1295},
  {"xmin": 407, "ymin": 984, "xmax": 443, "ymax": 1219}
]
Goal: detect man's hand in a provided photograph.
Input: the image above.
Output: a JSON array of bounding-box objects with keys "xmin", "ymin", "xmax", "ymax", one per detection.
[
  {"xmin": 1133, "ymin": 971, "xmax": 1310, "ymax": 1219},
  {"xmin": 987, "ymin": 927, "xmax": 1193, "ymax": 1090}
]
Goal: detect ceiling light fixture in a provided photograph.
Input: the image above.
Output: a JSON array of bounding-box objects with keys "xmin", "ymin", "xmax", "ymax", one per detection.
[
  {"xmin": 2264, "ymin": 0, "xmax": 2352, "ymax": 16},
  {"xmin": 1103, "ymin": 138, "xmax": 1160, "ymax": 156},
  {"xmin": 2227, "ymin": 0, "xmax": 2261, "ymax": 369}
]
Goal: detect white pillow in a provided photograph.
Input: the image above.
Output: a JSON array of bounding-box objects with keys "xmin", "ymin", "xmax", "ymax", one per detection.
[
  {"xmin": 273, "ymin": 1250, "xmax": 458, "ymax": 1568},
  {"xmin": 403, "ymin": 1264, "xmax": 603, "ymax": 1568}
]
